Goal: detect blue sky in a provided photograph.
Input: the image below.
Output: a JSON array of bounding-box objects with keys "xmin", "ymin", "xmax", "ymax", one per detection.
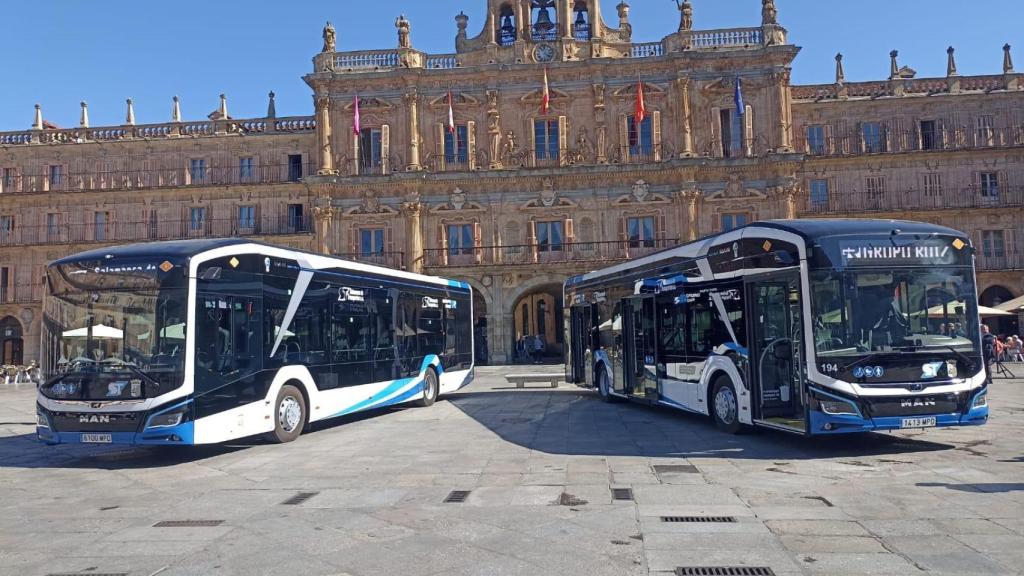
[{"xmin": 1, "ymin": 0, "xmax": 1020, "ymax": 130}]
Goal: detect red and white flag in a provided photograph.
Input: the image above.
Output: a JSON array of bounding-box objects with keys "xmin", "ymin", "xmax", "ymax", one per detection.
[
  {"xmin": 541, "ymin": 67, "xmax": 550, "ymax": 115},
  {"xmin": 635, "ymin": 78, "xmax": 646, "ymax": 126},
  {"xmin": 447, "ymin": 90, "xmax": 456, "ymax": 134},
  {"xmin": 352, "ymin": 94, "xmax": 361, "ymax": 136}
]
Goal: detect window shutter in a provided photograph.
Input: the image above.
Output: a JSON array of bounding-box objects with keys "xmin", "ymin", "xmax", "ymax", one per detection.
[
  {"xmin": 823, "ymin": 124, "xmax": 833, "ymax": 155},
  {"xmin": 528, "ymin": 219, "xmax": 537, "ymax": 244},
  {"xmin": 473, "ymin": 221, "xmax": 483, "ymax": 263},
  {"xmin": 618, "ymin": 214, "xmax": 627, "ymax": 241},
  {"xmin": 436, "ymin": 123, "xmax": 447, "ymax": 171},
  {"xmin": 348, "ymin": 225, "xmax": 358, "ymax": 254},
  {"xmin": 438, "ymin": 222, "xmax": 449, "ymax": 266},
  {"xmin": 386, "ymin": 224, "xmax": 395, "ymax": 254},
  {"xmin": 709, "ymin": 107, "xmax": 721, "ymax": 157},
  {"xmin": 743, "ymin": 105, "xmax": 754, "ymax": 157},
  {"xmin": 351, "ymin": 132, "xmax": 360, "ymax": 175},
  {"xmin": 528, "ymin": 118, "xmax": 537, "ymax": 167},
  {"xmin": 658, "ymin": 214, "xmax": 667, "ymax": 240},
  {"xmin": 380, "ymin": 124, "xmax": 391, "ymax": 174},
  {"xmin": 652, "ymin": 110, "xmax": 662, "ymax": 162},
  {"xmin": 558, "ymin": 116, "xmax": 568, "ymax": 166},
  {"xmin": 618, "ymin": 114, "xmax": 629, "ymax": 162},
  {"xmin": 564, "ymin": 217, "xmax": 575, "ymax": 244},
  {"xmin": 467, "ymin": 120, "xmax": 477, "ymax": 170}
]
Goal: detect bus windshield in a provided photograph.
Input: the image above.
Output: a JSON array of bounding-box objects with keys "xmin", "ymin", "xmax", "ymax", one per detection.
[
  {"xmin": 41, "ymin": 268, "xmax": 187, "ymax": 400},
  {"xmin": 811, "ymin": 267, "xmax": 980, "ymax": 361}
]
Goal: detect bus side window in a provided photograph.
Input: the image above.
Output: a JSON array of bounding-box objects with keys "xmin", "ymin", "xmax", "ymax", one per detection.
[
  {"xmin": 657, "ymin": 294, "xmax": 686, "ymax": 360},
  {"xmin": 687, "ymin": 293, "xmax": 713, "ymax": 357},
  {"xmin": 396, "ymin": 292, "xmax": 424, "ymax": 377}
]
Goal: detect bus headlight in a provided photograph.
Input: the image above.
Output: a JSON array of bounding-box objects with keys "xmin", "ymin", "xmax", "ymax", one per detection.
[
  {"xmin": 36, "ymin": 411, "xmax": 50, "ymax": 428},
  {"xmin": 972, "ymin": 391, "xmax": 987, "ymax": 409},
  {"xmin": 147, "ymin": 407, "xmax": 188, "ymax": 429},
  {"xmin": 820, "ymin": 399, "xmax": 858, "ymax": 416}
]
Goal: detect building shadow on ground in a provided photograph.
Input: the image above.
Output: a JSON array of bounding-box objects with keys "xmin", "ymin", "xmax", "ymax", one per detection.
[
  {"xmin": 917, "ymin": 482, "xmax": 1024, "ymax": 493},
  {"xmin": 447, "ymin": 387, "xmax": 958, "ymax": 461}
]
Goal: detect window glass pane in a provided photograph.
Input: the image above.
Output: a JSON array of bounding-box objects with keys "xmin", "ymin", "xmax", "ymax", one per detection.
[
  {"xmin": 374, "ymin": 229, "xmax": 384, "ymax": 253},
  {"xmin": 548, "ymin": 120, "xmax": 559, "ymax": 159},
  {"xmin": 537, "ymin": 222, "xmax": 550, "ymax": 248},
  {"xmin": 628, "ymin": 218, "xmax": 639, "ymax": 241},
  {"xmin": 642, "ymin": 217, "xmax": 654, "ymax": 240},
  {"xmin": 722, "ymin": 215, "xmax": 734, "ymax": 231},
  {"xmin": 550, "ymin": 221, "xmax": 564, "ymax": 249},
  {"xmin": 462, "ymin": 225, "xmax": 474, "ymax": 252}
]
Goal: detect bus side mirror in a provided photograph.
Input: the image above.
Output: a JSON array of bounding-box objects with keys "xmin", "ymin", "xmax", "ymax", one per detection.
[{"xmin": 774, "ymin": 341, "xmax": 792, "ymax": 360}]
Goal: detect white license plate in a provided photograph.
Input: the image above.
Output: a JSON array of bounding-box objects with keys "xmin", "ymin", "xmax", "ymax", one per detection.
[
  {"xmin": 81, "ymin": 433, "xmax": 112, "ymax": 443},
  {"xmin": 901, "ymin": 417, "xmax": 937, "ymax": 429}
]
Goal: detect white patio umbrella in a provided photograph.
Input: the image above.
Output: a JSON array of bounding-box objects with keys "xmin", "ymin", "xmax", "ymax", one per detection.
[
  {"xmin": 62, "ymin": 324, "xmax": 123, "ymax": 339},
  {"xmin": 926, "ymin": 302, "xmax": 1011, "ymax": 318}
]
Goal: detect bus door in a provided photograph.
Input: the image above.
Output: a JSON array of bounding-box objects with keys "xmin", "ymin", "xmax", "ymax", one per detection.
[
  {"xmin": 748, "ymin": 272, "xmax": 805, "ymax": 430},
  {"xmin": 622, "ymin": 296, "xmax": 658, "ymax": 399},
  {"xmin": 569, "ymin": 304, "xmax": 593, "ymax": 385}
]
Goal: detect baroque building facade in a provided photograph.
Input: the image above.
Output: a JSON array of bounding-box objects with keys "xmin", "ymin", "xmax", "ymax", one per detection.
[{"xmin": 0, "ymin": 0, "xmax": 1021, "ymax": 364}]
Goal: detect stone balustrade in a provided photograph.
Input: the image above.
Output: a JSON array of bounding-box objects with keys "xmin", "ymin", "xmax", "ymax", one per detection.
[
  {"xmin": 690, "ymin": 27, "xmax": 763, "ymax": 48},
  {"xmin": 333, "ymin": 50, "xmax": 401, "ymax": 71},
  {"xmin": 425, "ymin": 54, "xmax": 460, "ymax": 69},
  {"xmin": 0, "ymin": 115, "xmax": 316, "ymax": 147},
  {"xmin": 629, "ymin": 42, "xmax": 664, "ymax": 59}
]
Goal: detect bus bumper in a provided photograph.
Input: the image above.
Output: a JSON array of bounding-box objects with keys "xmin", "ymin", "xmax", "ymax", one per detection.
[
  {"xmin": 36, "ymin": 422, "xmax": 195, "ymax": 446},
  {"xmin": 808, "ymin": 388, "xmax": 989, "ymax": 435}
]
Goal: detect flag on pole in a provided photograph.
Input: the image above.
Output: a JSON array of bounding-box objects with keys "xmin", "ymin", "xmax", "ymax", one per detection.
[
  {"xmin": 635, "ymin": 77, "xmax": 646, "ymax": 126},
  {"xmin": 447, "ymin": 90, "xmax": 456, "ymax": 134},
  {"xmin": 352, "ymin": 94, "xmax": 361, "ymax": 136},
  {"xmin": 734, "ymin": 78, "xmax": 745, "ymax": 118},
  {"xmin": 541, "ymin": 67, "xmax": 550, "ymax": 115}
]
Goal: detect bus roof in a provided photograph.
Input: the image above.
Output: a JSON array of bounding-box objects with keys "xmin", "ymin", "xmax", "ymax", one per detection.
[
  {"xmin": 49, "ymin": 238, "xmax": 471, "ymax": 291},
  {"xmin": 566, "ymin": 219, "xmax": 970, "ymax": 287}
]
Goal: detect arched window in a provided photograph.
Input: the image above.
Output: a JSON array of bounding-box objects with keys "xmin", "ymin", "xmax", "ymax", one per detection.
[
  {"xmin": 531, "ymin": 0, "xmax": 557, "ymax": 41},
  {"xmin": 498, "ymin": 4, "xmax": 517, "ymax": 46},
  {"xmin": 573, "ymin": 1, "xmax": 591, "ymax": 40}
]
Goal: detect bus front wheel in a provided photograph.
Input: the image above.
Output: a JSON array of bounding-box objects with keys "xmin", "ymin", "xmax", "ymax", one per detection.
[
  {"xmin": 414, "ymin": 368, "xmax": 439, "ymax": 408},
  {"xmin": 597, "ymin": 366, "xmax": 619, "ymax": 403},
  {"xmin": 711, "ymin": 378, "xmax": 741, "ymax": 435},
  {"xmin": 268, "ymin": 384, "xmax": 307, "ymax": 444}
]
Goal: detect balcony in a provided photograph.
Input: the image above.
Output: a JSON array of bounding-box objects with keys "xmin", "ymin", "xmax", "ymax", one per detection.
[
  {"xmin": 335, "ymin": 252, "xmax": 406, "ymax": 270},
  {"xmin": 0, "ymin": 215, "xmax": 313, "ymax": 248},
  {"xmin": 977, "ymin": 253, "xmax": 1024, "ymax": 271},
  {"xmin": 795, "ymin": 126, "xmax": 1024, "ymax": 159},
  {"xmin": 802, "ymin": 186, "xmax": 1024, "ymax": 215},
  {"xmin": 0, "ymin": 163, "xmax": 315, "ymax": 195},
  {"xmin": 0, "ymin": 284, "xmax": 45, "ymax": 304},
  {"xmin": 423, "ymin": 239, "xmax": 679, "ymax": 270}
]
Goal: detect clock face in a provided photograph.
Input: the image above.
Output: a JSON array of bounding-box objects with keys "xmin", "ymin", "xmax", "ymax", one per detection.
[{"xmin": 535, "ymin": 43, "xmax": 556, "ymax": 63}]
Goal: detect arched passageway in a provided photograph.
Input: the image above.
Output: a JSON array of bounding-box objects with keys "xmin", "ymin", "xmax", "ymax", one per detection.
[
  {"xmin": 980, "ymin": 285, "xmax": 1019, "ymax": 336},
  {"xmin": 511, "ymin": 283, "xmax": 563, "ymax": 364},
  {"xmin": 0, "ymin": 316, "xmax": 24, "ymax": 365}
]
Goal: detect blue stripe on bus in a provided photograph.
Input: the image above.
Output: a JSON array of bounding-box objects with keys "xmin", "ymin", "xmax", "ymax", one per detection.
[{"xmin": 329, "ymin": 355, "xmax": 440, "ymax": 418}]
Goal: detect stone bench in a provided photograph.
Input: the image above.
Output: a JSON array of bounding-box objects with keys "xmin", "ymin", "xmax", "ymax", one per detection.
[{"xmin": 505, "ymin": 373, "xmax": 563, "ymax": 389}]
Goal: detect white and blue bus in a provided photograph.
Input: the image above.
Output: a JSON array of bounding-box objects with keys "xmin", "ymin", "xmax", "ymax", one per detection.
[
  {"xmin": 37, "ymin": 239, "xmax": 474, "ymax": 445},
  {"xmin": 564, "ymin": 219, "xmax": 989, "ymax": 436}
]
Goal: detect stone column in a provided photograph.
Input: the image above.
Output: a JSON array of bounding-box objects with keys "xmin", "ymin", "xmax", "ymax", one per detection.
[
  {"xmin": 404, "ymin": 91, "xmax": 422, "ymax": 171},
  {"xmin": 315, "ymin": 95, "xmax": 336, "ymax": 175},
  {"xmin": 679, "ymin": 189, "xmax": 701, "ymax": 241},
  {"xmin": 677, "ymin": 78, "xmax": 695, "ymax": 157},
  {"xmin": 402, "ymin": 200, "xmax": 425, "ymax": 273},
  {"xmin": 313, "ymin": 204, "xmax": 336, "ymax": 255},
  {"xmin": 776, "ymin": 71, "xmax": 794, "ymax": 152}
]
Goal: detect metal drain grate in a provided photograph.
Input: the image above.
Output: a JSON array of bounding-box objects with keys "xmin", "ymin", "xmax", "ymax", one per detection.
[
  {"xmin": 612, "ymin": 488, "xmax": 634, "ymax": 501},
  {"xmin": 675, "ymin": 568, "xmax": 775, "ymax": 576},
  {"xmin": 654, "ymin": 464, "xmax": 700, "ymax": 474},
  {"xmin": 282, "ymin": 491, "xmax": 319, "ymax": 505},
  {"xmin": 153, "ymin": 520, "xmax": 224, "ymax": 528},
  {"xmin": 661, "ymin": 516, "xmax": 736, "ymax": 523},
  {"xmin": 444, "ymin": 490, "xmax": 471, "ymax": 503}
]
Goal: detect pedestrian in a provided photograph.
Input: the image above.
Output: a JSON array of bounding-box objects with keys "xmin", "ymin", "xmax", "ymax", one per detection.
[
  {"xmin": 981, "ymin": 324, "xmax": 997, "ymax": 381},
  {"xmin": 533, "ymin": 334, "xmax": 545, "ymax": 364},
  {"xmin": 1009, "ymin": 336, "xmax": 1024, "ymax": 363}
]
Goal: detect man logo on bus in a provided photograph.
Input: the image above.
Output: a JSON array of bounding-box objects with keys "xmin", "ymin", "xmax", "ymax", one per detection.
[{"xmin": 79, "ymin": 414, "xmax": 110, "ymax": 424}]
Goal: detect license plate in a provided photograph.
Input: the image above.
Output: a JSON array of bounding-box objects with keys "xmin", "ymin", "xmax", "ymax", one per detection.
[
  {"xmin": 81, "ymin": 433, "xmax": 112, "ymax": 443},
  {"xmin": 901, "ymin": 417, "xmax": 936, "ymax": 429}
]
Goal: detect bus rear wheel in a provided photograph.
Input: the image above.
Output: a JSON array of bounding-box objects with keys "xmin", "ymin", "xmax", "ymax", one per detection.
[
  {"xmin": 414, "ymin": 368, "xmax": 439, "ymax": 408},
  {"xmin": 268, "ymin": 384, "xmax": 306, "ymax": 444},
  {"xmin": 711, "ymin": 378, "xmax": 741, "ymax": 435}
]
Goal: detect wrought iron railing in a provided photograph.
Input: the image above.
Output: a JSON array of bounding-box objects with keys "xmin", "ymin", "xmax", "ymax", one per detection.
[
  {"xmin": 795, "ymin": 126, "xmax": 1024, "ymax": 158},
  {"xmin": 977, "ymin": 253, "xmax": 1024, "ymax": 271},
  {"xmin": 802, "ymin": 186, "xmax": 1024, "ymax": 215},
  {"xmin": 0, "ymin": 284, "xmax": 45, "ymax": 304},
  {"xmin": 423, "ymin": 239, "xmax": 679, "ymax": 269},
  {"xmin": 0, "ymin": 215, "xmax": 313, "ymax": 247},
  {"xmin": 0, "ymin": 163, "xmax": 314, "ymax": 194},
  {"xmin": 335, "ymin": 252, "xmax": 406, "ymax": 270}
]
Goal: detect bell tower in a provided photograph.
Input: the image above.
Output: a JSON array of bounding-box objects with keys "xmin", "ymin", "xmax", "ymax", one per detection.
[{"xmin": 457, "ymin": 0, "xmax": 630, "ymax": 64}]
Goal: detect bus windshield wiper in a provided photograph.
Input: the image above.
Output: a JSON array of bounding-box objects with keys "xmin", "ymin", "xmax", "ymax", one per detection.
[
  {"xmin": 839, "ymin": 352, "xmax": 890, "ymax": 373},
  {"xmin": 940, "ymin": 345, "xmax": 977, "ymax": 371}
]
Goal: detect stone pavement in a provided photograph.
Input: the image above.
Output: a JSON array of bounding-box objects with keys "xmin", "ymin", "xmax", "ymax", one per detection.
[{"xmin": 0, "ymin": 367, "xmax": 1022, "ymax": 576}]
